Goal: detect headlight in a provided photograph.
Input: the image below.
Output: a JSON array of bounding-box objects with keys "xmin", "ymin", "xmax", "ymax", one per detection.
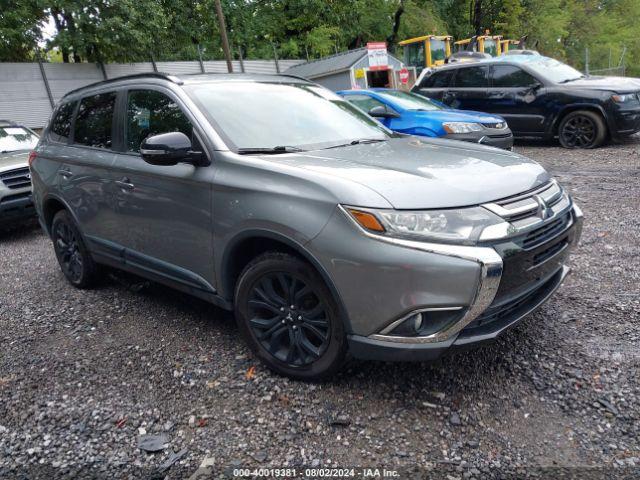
[
  {"xmin": 443, "ymin": 122, "xmax": 483, "ymax": 134},
  {"xmin": 611, "ymin": 93, "xmax": 638, "ymax": 103},
  {"xmin": 345, "ymin": 206, "xmax": 505, "ymax": 244}
]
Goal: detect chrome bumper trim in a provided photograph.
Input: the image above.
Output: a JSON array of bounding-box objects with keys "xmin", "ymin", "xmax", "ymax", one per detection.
[
  {"xmin": 378, "ymin": 306, "xmax": 464, "ymax": 335},
  {"xmin": 338, "ymin": 205, "xmax": 504, "ymax": 344}
]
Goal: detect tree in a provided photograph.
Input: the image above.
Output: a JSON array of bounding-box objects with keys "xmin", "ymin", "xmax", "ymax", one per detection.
[{"xmin": 0, "ymin": 1, "xmax": 46, "ymax": 61}]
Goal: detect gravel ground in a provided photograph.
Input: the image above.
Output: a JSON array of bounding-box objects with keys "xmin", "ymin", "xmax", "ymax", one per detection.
[{"xmin": 1, "ymin": 136, "xmax": 639, "ymax": 479}]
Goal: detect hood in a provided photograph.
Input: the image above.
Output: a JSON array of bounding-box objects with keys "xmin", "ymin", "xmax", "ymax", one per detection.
[
  {"xmin": 407, "ymin": 109, "xmax": 505, "ymax": 124},
  {"xmin": 261, "ymin": 137, "xmax": 549, "ymax": 209},
  {"xmin": 562, "ymin": 76, "xmax": 640, "ymax": 93},
  {"xmin": 0, "ymin": 151, "xmax": 30, "ymax": 172}
]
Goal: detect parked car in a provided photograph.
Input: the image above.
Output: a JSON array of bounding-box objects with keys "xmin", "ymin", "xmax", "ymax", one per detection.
[
  {"xmin": 0, "ymin": 120, "xmax": 38, "ymax": 224},
  {"xmin": 31, "ymin": 73, "xmax": 582, "ymax": 379},
  {"xmin": 412, "ymin": 55, "xmax": 640, "ymax": 148},
  {"xmin": 337, "ymin": 88, "xmax": 513, "ymax": 150}
]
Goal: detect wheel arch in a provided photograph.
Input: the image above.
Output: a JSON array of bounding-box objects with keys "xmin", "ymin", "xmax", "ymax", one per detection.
[
  {"xmin": 41, "ymin": 194, "xmax": 76, "ymax": 236},
  {"xmin": 551, "ymin": 104, "xmax": 610, "ymax": 137},
  {"xmin": 220, "ymin": 229, "xmax": 353, "ymax": 332}
]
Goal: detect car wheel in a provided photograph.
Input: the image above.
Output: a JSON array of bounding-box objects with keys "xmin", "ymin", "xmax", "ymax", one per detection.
[
  {"xmin": 234, "ymin": 252, "xmax": 348, "ymax": 380},
  {"xmin": 51, "ymin": 210, "xmax": 99, "ymax": 288},
  {"xmin": 558, "ymin": 110, "xmax": 606, "ymax": 149}
]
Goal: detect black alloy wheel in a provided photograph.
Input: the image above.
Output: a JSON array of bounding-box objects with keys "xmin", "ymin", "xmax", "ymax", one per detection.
[
  {"xmin": 235, "ymin": 252, "xmax": 347, "ymax": 380},
  {"xmin": 51, "ymin": 210, "xmax": 98, "ymax": 288},
  {"xmin": 247, "ymin": 272, "xmax": 331, "ymax": 366},
  {"xmin": 558, "ymin": 110, "xmax": 606, "ymax": 149}
]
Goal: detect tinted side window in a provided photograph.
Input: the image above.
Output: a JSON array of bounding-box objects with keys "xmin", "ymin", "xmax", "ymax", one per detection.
[
  {"xmin": 50, "ymin": 101, "xmax": 76, "ymax": 143},
  {"xmin": 421, "ymin": 70, "xmax": 453, "ymax": 88},
  {"xmin": 344, "ymin": 95, "xmax": 388, "ymax": 113},
  {"xmin": 74, "ymin": 93, "xmax": 116, "ymax": 149},
  {"xmin": 492, "ymin": 65, "xmax": 539, "ymax": 87},
  {"xmin": 452, "ymin": 66, "xmax": 489, "ymax": 87},
  {"xmin": 126, "ymin": 90, "xmax": 194, "ymax": 153}
]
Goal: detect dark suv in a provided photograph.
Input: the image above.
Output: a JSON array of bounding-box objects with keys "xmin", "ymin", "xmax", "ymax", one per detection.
[
  {"xmin": 413, "ymin": 55, "xmax": 640, "ymax": 148},
  {"xmin": 31, "ymin": 73, "xmax": 582, "ymax": 379}
]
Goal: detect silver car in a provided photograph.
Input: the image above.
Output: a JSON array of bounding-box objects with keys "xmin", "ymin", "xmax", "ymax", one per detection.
[
  {"xmin": 0, "ymin": 121, "xmax": 38, "ymax": 224},
  {"xmin": 31, "ymin": 73, "xmax": 583, "ymax": 379}
]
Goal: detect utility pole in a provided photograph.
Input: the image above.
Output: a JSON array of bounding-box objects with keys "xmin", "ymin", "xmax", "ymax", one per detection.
[{"xmin": 214, "ymin": 0, "xmax": 233, "ymax": 73}]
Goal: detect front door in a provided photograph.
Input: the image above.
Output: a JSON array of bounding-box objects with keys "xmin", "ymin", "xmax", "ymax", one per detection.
[{"xmin": 110, "ymin": 88, "xmax": 215, "ymax": 292}]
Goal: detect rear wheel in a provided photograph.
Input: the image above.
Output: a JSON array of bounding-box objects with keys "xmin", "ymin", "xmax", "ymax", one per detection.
[
  {"xmin": 51, "ymin": 210, "xmax": 99, "ymax": 288},
  {"xmin": 234, "ymin": 252, "xmax": 347, "ymax": 380},
  {"xmin": 558, "ymin": 110, "xmax": 606, "ymax": 149}
]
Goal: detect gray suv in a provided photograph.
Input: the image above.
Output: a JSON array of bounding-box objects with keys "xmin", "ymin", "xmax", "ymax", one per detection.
[{"xmin": 31, "ymin": 73, "xmax": 583, "ymax": 379}]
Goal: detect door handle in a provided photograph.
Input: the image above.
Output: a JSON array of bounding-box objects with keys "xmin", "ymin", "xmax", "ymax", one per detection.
[
  {"xmin": 115, "ymin": 178, "xmax": 135, "ymax": 191},
  {"xmin": 58, "ymin": 169, "xmax": 73, "ymax": 178}
]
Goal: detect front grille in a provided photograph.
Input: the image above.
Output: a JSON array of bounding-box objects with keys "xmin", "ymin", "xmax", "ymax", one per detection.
[
  {"xmin": 0, "ymin": 167, "xmax": 31, "ymax": 190},
  {"xmin": 533, "ymin": 238, "xmax": 568, "ymax": 266},
  {"xmin": 522, "ymin": 211, "xmax": 571, "ymax": 250},
  {"xmin": 464, "ymin": 269, "xmax": 562, "ymax": 332}
]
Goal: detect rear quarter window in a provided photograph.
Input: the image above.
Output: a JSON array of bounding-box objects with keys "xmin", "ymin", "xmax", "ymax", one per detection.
[
  {"xmin": 421, "ymin": 70, "xmax": 453, "ymax": 88},
  {"xmin": 49, "ymin": 101, "xmax": 76, "ymax": 143}
]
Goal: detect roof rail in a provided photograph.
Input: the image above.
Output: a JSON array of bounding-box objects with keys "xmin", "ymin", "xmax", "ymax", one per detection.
[
  {"xmin": 62, "ymin": 72, "xmax": 183, "ymax": 99},
  {"xmin": 275, "ymin": 73, "xmax": 313, "ymax": 82}
]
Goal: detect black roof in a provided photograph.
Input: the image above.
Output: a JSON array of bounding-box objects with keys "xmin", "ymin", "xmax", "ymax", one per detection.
[{"xmin": 62, "ymin": 72, "xmax": 311, "ymax": 99}]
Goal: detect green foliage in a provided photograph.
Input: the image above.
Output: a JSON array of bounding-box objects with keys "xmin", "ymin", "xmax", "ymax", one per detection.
[
  {"xmin": 0, "ymin": 1, "xmax": 46, "ymax": 61},
  {"xmin": 0, "ymin": 0, "xmax": 638, "ymax": 76}
]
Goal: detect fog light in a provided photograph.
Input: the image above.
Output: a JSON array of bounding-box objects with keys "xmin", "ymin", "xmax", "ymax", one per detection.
[{"xmin": 386, "ymin": 308, "xmax": 464, "ymax": 337}]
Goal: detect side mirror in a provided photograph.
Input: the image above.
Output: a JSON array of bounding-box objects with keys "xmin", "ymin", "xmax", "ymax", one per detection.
[
  {"xmin": 529, "ymin": 82, "xmax": 542, "ymax": 92},
  {"xmin": 368, "ymin": 105, "xmax": 401, "ymax": 119},
  {"xmin": 140, "ymin": 132, "xmax": 204, "ymax": 166}
]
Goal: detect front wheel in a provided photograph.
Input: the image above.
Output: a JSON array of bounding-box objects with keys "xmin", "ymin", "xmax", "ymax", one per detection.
[
  {"xmin": 234, "ymin": 252, "xmax": 347, "ymax": 380},
  {"xmin": 558, "ymin": 110, "xmax": 607, "ymax": 149}
]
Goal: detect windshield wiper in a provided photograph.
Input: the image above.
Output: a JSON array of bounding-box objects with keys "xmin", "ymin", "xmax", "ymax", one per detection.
[
  {"xmin": 324, "ymin": 138, "xmax": 387, "ymax": 150},
  {"xmin": 558, "ymin": 76, "xmax": 585, "ymax": 84},
  {"xmin": 237, "ymin": 145, "xmax": 306, "ymax": 155}
]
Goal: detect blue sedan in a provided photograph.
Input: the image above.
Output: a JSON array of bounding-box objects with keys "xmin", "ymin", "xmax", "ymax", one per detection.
[{"xmin": 337, "ymin": 88, "xmax": 514, "ymax": 150}]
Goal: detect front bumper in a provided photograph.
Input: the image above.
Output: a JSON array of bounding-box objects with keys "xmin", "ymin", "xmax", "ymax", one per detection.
[
  {"xmin": 610, "ymin": 104, "xmax": 640, "ymax": 137},
  {"xmin": 349, "ymin": 265, "xmax": 570, "ymax": 361},
  {"xmin": 445, "ymin": 130, "xmax": 514, "ymax": 150},
  {"xmin": 0, "ymin": 190, "xmax": 35, "ymax": 222},
  {"xmin": 342, "ymin": 201, "xmax": 583, "ymax": 362}
]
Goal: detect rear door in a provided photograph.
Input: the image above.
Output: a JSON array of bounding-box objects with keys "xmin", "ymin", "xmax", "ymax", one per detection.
[
  {"xmin": 487, "ymin": 64, "xmax": 548, "ymax": 135},
  {"xmin": 445, "ymin": 65, "xmax": 490, "ymax": 111},
  {"xmin": 58, "ymin": 92, "xmax": 119, "ymax": 245},
  {"xmin": 109, "ymin": 87, "xmax": 215, "ymax": 292}
]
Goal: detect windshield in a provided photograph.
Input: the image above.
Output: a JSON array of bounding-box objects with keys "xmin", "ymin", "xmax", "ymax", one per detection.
[
  {"xmin": 430, "ymin": 39, "xmax": 446, "ymax": 62},
  {"xmin": 484, "ymin": 39, "xmax": 497, "ymax": 56},
  {"xmin": 377, "ymin": 91, "xmax": 443, "ymax": 111},
  {"xmin": 186, "ymin": 82, "xmax": 390, "ymax": 151},
  {"xmin": 526, "ymin": 58, "xmax": 584, "ymax": 83},
  {"xmin": 0, "ymin": 126, "xmax": 39, "ymax": 153}
]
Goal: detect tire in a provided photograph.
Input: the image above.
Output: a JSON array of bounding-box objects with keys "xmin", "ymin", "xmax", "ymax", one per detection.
[
  {"xmin": 234, "ymin": 252, "xmax": 348, "ymax": 380},
  {"xmin": 51, "ymin": 210, "xmax": 99, "ymax": 288},
  {"xmin": 558, "ymin": 110, "xmax": 607, "ymax": 149}
]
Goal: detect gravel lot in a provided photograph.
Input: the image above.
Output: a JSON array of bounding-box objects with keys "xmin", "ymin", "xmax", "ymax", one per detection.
[{"xmin": 1, "ymin": 136, "xmax": 639, "ymax": 479}]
